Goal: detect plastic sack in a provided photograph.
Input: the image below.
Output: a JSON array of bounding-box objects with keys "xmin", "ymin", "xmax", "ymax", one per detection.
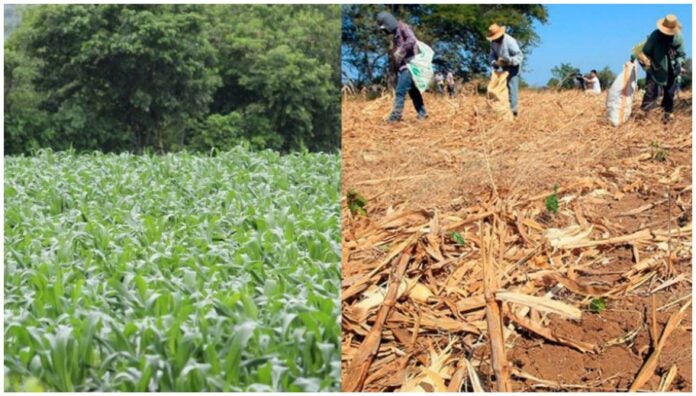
[
  {"xmin": 606, "ymin": 61, "xmax": 639, "ymax": 127},
  {"xmin": 487, "ymin": 70, "xmax": 514, "ymax": 120},
  {"xmin": 406, "ymin": 41, "xmax": 434, "ymax": 93}
]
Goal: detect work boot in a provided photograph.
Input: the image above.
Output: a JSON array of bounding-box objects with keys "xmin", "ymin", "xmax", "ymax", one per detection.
[
  {"xmin": 662, "ymin": 112, "xmax": 675, "ymax": 124},
  {"xmin": 387, "ymin": 115, "xmax": 402, "ymax": 124}
]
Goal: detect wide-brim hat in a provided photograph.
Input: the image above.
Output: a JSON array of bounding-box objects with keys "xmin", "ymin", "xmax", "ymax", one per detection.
[
  {"xmin": 486, "ymin": 23, "xmax": 506, "ymax": 41},
  {"xmin": 657, "ymin": 14, "xmax": 681, "ymax": 36}
]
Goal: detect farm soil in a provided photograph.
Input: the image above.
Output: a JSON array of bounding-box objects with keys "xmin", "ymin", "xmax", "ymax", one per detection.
[{"xmin": 341, "ymin": 89, "xmax": 692, "ymax": 391}]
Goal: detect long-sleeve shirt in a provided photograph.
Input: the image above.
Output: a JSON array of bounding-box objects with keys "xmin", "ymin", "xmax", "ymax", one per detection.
[
  {"xmin": 584, "ymin": 76, "xmax": 601, "ymax": 94},
  {"xmin": 393, "ymin": 21, "xmax": 418, "ymax": 70},
  {"xmin": 489, "ymin": 34, "xmax": 524, "ymax": 68},
  {"xmin": 642, "ymin": 30, "xmax": 686, "ymax": 86}
]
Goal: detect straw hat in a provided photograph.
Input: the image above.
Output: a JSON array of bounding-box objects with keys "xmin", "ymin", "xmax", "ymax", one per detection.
[
  {"xmin": 486, "ymin": 23, "xmax": 506, "ymax": 41},
  {"xmin": 657, "ymin": 14, "xmax": 681, "ymax": 36}
]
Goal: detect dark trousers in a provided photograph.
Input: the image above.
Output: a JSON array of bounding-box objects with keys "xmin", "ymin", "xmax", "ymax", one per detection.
[
  {"xmin": 641, "ymin": 71, "xmax": 677, "ymax": 113},
  {"xmin": 389, "ymin": 68, "xmax": 426, "ymax": 120}
]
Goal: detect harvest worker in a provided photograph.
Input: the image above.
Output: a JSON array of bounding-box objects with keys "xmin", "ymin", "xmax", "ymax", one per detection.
[
  {"xmin": 637, "ymin": 14, "xmax": 686, "ymax": 122},
  {"xmin": 487, "ymin": 23, "xmax": 524, "ymax": 117},
  {"xmin": 376, "ymin": 11, "xmax": 428, "ymax": 123},
  {"xmin": 435, "ymin": 72, "xmax": 445, "ymax": 95},
  {"xmin": 583, "ymin": 70, "xmax": 601, "ymax": 95},
  {"xmin": 446, "ymin": 71, "xmax": 456, "ymax": 97}
]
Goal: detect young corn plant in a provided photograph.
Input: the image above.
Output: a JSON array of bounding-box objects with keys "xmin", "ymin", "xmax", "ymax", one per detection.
[
  {"xmin": 545, "ymin": 184, "xmax": 560, "ymax": 216},
  {"xmin": 346, "ymin": 189, "xmax": 367, "ymax": 216},
  {"xmin": 4, "ymin": 148, "xmax": 341, "ymax": 391},
  {"xmin": 651, "ymin": 141, "xmax": 668, "ymax": 162},
  {"xmin": 451, "ymin": 231, "xmax": 466, "ymax": 246},
  {"xmin": 589, "ymin": 298, "xmax": 607, "ymax": 314}
]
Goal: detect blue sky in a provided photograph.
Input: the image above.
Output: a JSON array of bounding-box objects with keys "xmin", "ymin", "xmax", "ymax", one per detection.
[{"xmin": 524, "ymin": 4, "xmax": 692, "ymax": 87}]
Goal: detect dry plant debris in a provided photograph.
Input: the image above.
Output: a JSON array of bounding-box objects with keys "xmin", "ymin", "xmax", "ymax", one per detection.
[{"xmin": 341, "ymin": 89, "xmax": 692, "ymax": 392}]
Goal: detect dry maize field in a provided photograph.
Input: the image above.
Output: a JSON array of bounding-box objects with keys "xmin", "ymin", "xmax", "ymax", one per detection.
[
  {"xmin": 4, "ymin": 147, "xmax": 341, "ymax": 391},
  {"xmin": 341, "ymin": 89, "xmax": 692, "ymax": 392}
]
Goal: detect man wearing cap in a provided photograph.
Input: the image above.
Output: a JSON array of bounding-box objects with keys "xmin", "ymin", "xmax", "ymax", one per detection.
[
  {"xmin": 376, "ymin": 11, "xmax": 428, "ymax": 123},
  {"xmin": 638, "ymin": 14, "xmax": 686, "ymax": 121},
  {"xmin": 487, "ymin": 23, "xmax": 524, "ymax": 117}
]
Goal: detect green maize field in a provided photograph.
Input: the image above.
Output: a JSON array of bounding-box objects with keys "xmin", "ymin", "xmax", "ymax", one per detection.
[{"xmin": 4, "ymin": 148, "xmax": 341, "ymax": 391}]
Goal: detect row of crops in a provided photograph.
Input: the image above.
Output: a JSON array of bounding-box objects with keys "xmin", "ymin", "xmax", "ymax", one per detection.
[{"xmin": 4, "ymin": 148, "xmax": 341, "ymax": 391}]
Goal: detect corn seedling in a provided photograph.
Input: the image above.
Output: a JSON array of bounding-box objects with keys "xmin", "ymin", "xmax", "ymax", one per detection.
[
  {"xmin": 451, "ymin": 231, "xmax": 466, "ymax": 246},
  {"xmin": 347, "ymin": 189, "xmax": 367, "ymax": 216},
  {"xmin": 652, "ymin": 141, "xmax": 668, "ymax": 162},
  {"xmin": 589, "ymin": 298, "xmax": 607, "ymax": 314},
  {"xmin": 545, "ymin": 184, "xmax": 559, "ymax": 216}
]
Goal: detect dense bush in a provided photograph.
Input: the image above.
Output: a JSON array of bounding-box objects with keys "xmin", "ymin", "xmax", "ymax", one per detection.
[{"xmin": 4, "ymin": 5, "xmax": 340, "ymax": 154}]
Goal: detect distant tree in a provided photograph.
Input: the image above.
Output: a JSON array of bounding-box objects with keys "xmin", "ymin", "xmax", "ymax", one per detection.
[
  {"xmin": 4, "ymin": 4, "xmax": 341, "ymax": 155},
  {"xmin": 519, "ymin": 77, "xmax": 530, "ymax": 89},
  {"xmin": 341, "ymin": 4, "xmax": 548, "ymax": 87},
  {"xmin": 14, "ymin": 5, "xmax": 221, "ymax": 153},
  {"xmin": 595, "ymin": 66, "xmax": 616, "ymax": 91},
  {"xmin": 549, "ymin": 62, "xmax": 581, "ymax": 90},
  {"xmin": 203, "ymin": 5, "xmax": 340, "ymax": 153},
  {"xmin": 4, "ymin": 45, "xmax": 53, "ymax": 154}
]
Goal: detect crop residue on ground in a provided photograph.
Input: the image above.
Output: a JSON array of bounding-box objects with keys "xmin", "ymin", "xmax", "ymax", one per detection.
[{"xmin": 341, "ymin": 90, "xmax": 692, "ymax": 392}]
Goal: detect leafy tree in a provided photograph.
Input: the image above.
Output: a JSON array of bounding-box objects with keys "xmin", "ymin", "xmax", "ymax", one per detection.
[
  {"xmin": 549, "ymin": 62, "xmax": 580, "ymax": 90},
  {"xmin": 19, "ymin": 5, "xmax": 221, "ymax": 153},
  {"xmin": 341, "ymin": 4, "xmax": 548, "ymax": 87},
  {"xmin": 546, "ymin": 77, "xmax": 560, "ymax": 89},
  {"xmin": 595, "ymin": 66, "xmax": 616, "ymax": 91},
  {"xmin": 4, "ymin": 45, "xmax": 54, "ymax": 154},
  {"xmin": 204, "ymin": 5, "xmax": 340, "ymax": 153},
  {"xmin": 5, "ymin": 5, "xmax": 341, "ymax": 155}
]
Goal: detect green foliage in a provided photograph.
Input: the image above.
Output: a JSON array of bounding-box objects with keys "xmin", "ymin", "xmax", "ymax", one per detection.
[
  {"xmin": 451, "ymin": 231, "xmax": 466, "ymax": 246},
  {"xmin": 545, "ymin": 184, "xmax": 559, "ymax": 215},
  {"xmin": 652, "ymin": 141, "xmax": 668, "ymax": 162},
  {"xmin": 595, "ymin": 66, "xmax": 616, "ymax": 92},
  {"xmin": 546, "ymin": 77, "xmax": 560, "ymax": 89},
  {"xmin": 17, "ymin": 5, "xmax": 221, "ymax": 153},
  {"xmin": 547, "ymin": 64, "xmax": 613, "ymax": 91},
  {"xmin": 4, "ymin": 5, "xmax": 26, "ymax": 38},
  {"xmin": 4, "ymin": 148, "xmax": 341, "ymax": 391},
  {"xmin": 589, "ymin": 298, "xmax": 606, "ymax": 314},
  {"xmin": 342, "ymin": 4, "xmax": 548, "ymax": 86},
  {"xmin": 346, "ymin": 189, "xmax": 367, "ymax": 216},
  {"xmin": 4, "ymin": 45, "xmax": 55, "ymax": 154},
  {"xmin": 203, "ymin": 5, "xmax": 341, "ymax": 153},
  {"xmin": 548, "ymin": 63, "xmax": 580, "ymax": 90},
  {"xmin": 4, "ymin": 5, "xmax": 341, "ymax": 154},
  {"xmin": 637, "ymin": 78, "xmax": 647, "ymax": 90}
]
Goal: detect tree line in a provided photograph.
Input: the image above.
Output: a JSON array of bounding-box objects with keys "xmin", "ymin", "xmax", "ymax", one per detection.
[
  {"xmin": 342, "ymin": 4, "xmax": 549, "ymax": 87},
  {"xmin": 5, "ymin": 5, "xmax": 340, "ymax": 155},
  {"xmin": 546, "ymin": 60, "xmax": 691, "ymax": 91}
]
